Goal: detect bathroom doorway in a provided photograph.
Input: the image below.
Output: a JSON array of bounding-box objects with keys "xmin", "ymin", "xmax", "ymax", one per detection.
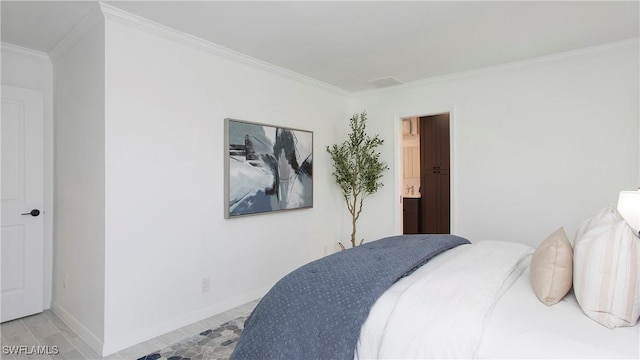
[{"xmin": 400, "ymin": 113, "xmax": 450, "ymax": 234}]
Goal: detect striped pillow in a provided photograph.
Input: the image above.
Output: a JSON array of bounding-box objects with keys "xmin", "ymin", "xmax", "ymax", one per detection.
[{"xmin": 573, "ymin": 207, "xmax": 640, "ymax": 328}]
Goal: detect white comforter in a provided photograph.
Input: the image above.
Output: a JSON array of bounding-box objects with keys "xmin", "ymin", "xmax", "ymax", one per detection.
[
  {"xmin": 355, "ymin": 240, "xmax": 640, "ymax": 359},
  {"xmin": 356, "ymin": 240, "xmax": 532, "ymax": 359}
]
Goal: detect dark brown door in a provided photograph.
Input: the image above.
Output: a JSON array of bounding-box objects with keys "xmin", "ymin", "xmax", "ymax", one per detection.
[{"xmin": 420, "ymin": 114, "xmax": 450, "ymax": 234}]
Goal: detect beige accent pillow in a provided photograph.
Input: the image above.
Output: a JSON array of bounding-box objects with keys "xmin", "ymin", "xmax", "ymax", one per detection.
[
  {"xmin": 530, "ymin": 227, "xmax": 573, "ymax": 306},
  {"xmin": 573, "ymin": 207, "xmax": 640, "ymax": 328}
]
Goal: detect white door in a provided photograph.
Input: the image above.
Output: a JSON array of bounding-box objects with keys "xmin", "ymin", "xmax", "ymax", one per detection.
[{"xmin": 1, "ymin": 85, "xmax": 44, "ymax": 322}]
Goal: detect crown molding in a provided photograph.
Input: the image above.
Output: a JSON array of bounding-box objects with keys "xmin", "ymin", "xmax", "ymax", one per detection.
[
  {"xmin": 98, "ymin": 2, "xmax": 349, "ymax": 96},
  {"xmin": 353, "ymin": 37, "xmax": 640, "ymax": 97},
  {"xmin": 1, "ymin": 42, "xmax": 50, "ymax": 61},
  {"xmin": 48, "ymin": 3, "xmax": 104, "ymax": 63}
]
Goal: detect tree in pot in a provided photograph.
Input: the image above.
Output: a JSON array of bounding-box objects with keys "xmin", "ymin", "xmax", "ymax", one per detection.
[{"xmin": 326, "ymin": 111, "xmax": 389, "ymax": 249}]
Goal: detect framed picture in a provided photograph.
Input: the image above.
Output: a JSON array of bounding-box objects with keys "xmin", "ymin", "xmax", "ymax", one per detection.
[{"xmin": 224, "ymin": 118, "xmax": 313, "ymax": 218}]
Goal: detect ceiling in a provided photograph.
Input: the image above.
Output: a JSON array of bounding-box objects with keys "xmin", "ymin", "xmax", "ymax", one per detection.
[{"xmin": 2, "ymin": 1, "xmax": 639, "ymax": 92}]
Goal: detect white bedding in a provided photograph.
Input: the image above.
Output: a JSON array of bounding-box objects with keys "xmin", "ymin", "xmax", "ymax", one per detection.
[
  {"xmin": 478, "ymin": 268, "xmax": 640, "ymax": 359},
  {"xmin": 355, "ymin": 240, "xmax": 640, "ymax": 359}
]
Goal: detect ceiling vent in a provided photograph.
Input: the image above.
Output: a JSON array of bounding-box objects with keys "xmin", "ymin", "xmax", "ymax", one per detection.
[{"xmin": 366, "ymin": 76, "xmax": 403, "ymax": 88}]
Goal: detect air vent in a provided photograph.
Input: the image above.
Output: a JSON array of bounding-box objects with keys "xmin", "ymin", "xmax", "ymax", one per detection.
[{"xmin": 366, "ymin": 76, "xmax": 403, "ymax": 88}]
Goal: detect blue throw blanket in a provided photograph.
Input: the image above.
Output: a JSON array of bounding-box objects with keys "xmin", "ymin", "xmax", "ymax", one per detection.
[{"xmin": 230, "ymin": 234, "xmax": 470, "ymax": 360}]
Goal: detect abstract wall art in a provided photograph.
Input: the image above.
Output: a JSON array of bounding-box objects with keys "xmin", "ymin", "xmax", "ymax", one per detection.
[{"xmin": 224, "ymin": 119, "xmax": 313, "ymax": 218}]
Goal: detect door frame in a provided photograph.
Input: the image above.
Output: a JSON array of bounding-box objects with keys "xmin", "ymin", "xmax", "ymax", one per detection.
[{"xmin": 395, "ymin": 106, "xmax": 456, "ymax": 235}]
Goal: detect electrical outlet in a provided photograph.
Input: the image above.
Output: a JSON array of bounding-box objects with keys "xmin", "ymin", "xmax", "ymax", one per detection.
[
  {"xmin": 201, "ymin": 277, "xmax": 210, "ymax": 293},
  {"xmin": 63, "ymin": 274, "xmax": 69, "ymax": 289}
]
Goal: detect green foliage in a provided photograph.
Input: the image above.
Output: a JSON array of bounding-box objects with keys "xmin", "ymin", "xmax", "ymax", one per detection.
[{"xmin": 326, "ymin": 111, "xmax": 389, "ymax": 248}]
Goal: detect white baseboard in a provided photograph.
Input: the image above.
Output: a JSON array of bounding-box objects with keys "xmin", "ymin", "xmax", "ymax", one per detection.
[
  {"xmin": 51, "ymin": 302, "xmax": 104, "ymax": 356},
  {"xmin": 101, "ymin": 287, "xmax": 267, "ymax": 356}
]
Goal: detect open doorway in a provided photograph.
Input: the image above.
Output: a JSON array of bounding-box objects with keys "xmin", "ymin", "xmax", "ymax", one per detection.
[{"xmin": 400, "ymin": 113, "xmax": 450, "ymax": 234}]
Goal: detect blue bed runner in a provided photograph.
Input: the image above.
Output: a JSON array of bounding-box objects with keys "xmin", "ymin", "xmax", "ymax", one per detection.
[{"xmin": 230, "ymin": 234, "xmax": 470, "ymax": 360}]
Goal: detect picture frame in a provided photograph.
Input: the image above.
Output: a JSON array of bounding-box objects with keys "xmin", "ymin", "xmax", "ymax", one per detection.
[{"xmin": 224, "ymin": 118, "xmax": 313, "ymax": 218}]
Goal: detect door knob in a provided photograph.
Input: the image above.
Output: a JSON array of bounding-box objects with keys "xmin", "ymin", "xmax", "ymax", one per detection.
[{"xmin": 21, "ymin": 209, "xmax": 40, "ymax": 217}]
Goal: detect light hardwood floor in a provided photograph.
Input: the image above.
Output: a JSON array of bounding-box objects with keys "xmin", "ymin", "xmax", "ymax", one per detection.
[{"xmin": 0, "ymin": 299, "xmax": 259, "ymax": 360}]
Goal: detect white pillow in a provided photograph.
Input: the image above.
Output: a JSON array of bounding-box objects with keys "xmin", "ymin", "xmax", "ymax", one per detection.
[
  {"xmin": 530, "ymin": 227, "xmax": 573, "ymax": 306},
  {"xmin": 573, "ymin": 207, "xmax": 640, "ymax": 328}
]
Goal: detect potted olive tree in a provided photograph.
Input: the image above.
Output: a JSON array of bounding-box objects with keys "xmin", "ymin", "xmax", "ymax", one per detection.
[{"xmin": 326, "ymin": 111, "xmax": 389, "ymax": 249}]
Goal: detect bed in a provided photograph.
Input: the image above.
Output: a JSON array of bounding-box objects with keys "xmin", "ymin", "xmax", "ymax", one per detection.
[{"xmin": 231, "ymin": 207, "xmax": 640, "ymax": 359}]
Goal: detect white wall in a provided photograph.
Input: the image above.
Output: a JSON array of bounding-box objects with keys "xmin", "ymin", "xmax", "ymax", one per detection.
[
  {"xmin": 1, "ymin": 43, "xmax": 54, "ymax": 311},
  {"xmin": 101, "ymin": 18, "xmax": 347, "ymax": 353},
  {"xmin": 351, "ymin": 39, "xmax": 640, "ymax": 248},
  {"xmin": 52, "ymin": 19, "xmax": 106, "ymax": 348}
]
